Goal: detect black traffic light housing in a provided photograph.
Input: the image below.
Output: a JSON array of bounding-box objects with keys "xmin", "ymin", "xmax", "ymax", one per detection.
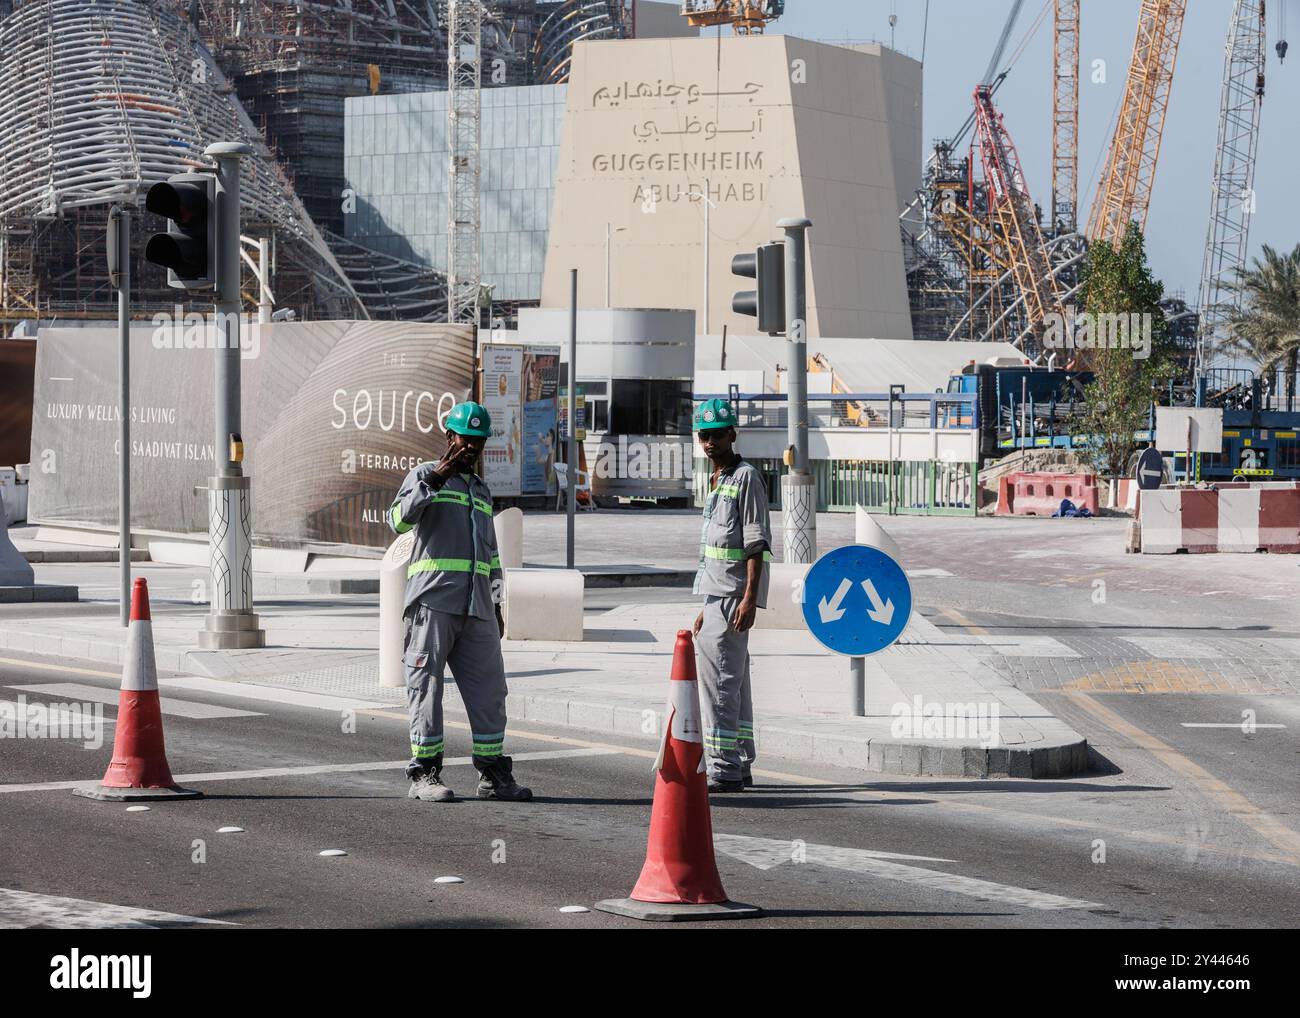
[
  {"xmin": 144, "ymin": 173, "xmax": 217, "ymax": 290},
  {"xmin": 731, "ymin": 242, "xmax": 785, "ymax": 335}
]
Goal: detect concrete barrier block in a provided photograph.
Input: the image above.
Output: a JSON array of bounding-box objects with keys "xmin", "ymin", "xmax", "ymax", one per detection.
[
  {"xmin": 493, "ymin": 507, "xmax": 524, "ymax": 569},
  {"xmin": 378, "ymin": 533, "xmax": 416, "ymax": 688},
  {"xmin": 753, "ymin": 562, "xmax": 811, "ymax": 630},
  {"xmin": 503, "ymin": 567, "xmax": 583, "ymax": 642},
  {"xmin": 1138, "ymin": 488, "xmax": 1183, "ymax": 553},
  {"xmin": 1217, "ymin": 488, "xmax": 1261, "ymax": 552}
]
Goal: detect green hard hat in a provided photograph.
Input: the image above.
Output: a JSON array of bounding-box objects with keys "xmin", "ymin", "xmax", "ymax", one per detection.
[
  {"xmin": 693, "ymin": 398, "xmax": 737, "ymax": 432},
  {"xmin": 446, "ymin": 401, "xmax": 492, "ymax": 437}
]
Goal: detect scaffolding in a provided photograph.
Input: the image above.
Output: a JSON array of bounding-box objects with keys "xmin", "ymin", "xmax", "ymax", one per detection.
[{"xmin": 0, "ymin": 0, "xmax": 367, "ymax": 328}]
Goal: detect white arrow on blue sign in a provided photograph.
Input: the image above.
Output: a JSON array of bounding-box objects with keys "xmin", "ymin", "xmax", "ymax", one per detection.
[{"xmin": 801, "ymin": 544, "xmax": 912, "ymax": 656}]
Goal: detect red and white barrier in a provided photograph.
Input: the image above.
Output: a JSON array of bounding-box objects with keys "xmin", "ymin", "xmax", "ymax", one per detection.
[
  {"xmin": 996, "ymin": 472, "xmax": 1100, "ymax": 517},
  {"xmin": 1138, "ymin": 485, "xmax": 1300, "ymax": 554}
]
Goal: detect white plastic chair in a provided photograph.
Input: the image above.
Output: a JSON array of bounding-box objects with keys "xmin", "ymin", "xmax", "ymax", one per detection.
[{"xmin": 553, "ymin": 462, "xmax": 596, "ymax": 512}]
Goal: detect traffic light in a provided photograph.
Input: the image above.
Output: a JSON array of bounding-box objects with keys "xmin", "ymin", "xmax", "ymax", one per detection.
[
  {"xmin": 144, "ymin": 173, "xmax": 216, "ymax": 289},
  {"xmin": 731, "ymin": 242, "xmax": 785, "ymax": 335}
]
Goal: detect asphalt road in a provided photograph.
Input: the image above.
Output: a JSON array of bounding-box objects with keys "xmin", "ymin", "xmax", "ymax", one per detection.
[{"xmin": 2, "ymin": 649, "xmax": 1298, "ymax": 929}]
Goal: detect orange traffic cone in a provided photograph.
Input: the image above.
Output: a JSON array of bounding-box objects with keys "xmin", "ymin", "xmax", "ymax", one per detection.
[
  {"xmin": 595, "ymin": 629, "xmax": 760, "ymax": 921},
  {"xmin": 75, "ymin": 578, "xmax": 201, "ymax": 802}
]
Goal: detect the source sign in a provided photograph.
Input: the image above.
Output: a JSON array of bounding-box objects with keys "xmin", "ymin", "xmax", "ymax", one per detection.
[{"xmin": 28, "ymin": 320, "xmax": 473, "ymax": 550}]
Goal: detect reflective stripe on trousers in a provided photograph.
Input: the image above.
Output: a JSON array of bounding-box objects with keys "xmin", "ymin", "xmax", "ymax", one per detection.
[{"xmin": 694, "ymin": 595, "xmax": 755, "ymax": 782}]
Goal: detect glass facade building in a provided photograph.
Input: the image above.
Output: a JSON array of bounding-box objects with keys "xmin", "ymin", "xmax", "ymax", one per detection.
[{"xmin": 343, "ymin": 84, "xmax": 567, "ymax": 303}]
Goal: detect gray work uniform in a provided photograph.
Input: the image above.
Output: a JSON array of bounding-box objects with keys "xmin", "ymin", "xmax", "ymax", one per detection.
[
  {"xmin": 692, "ymin": 456, "xmax": 772, "ymax": 782},
  {"xmin": 388, "ymin": 464, "xmax": 507, "ymax": 775}
]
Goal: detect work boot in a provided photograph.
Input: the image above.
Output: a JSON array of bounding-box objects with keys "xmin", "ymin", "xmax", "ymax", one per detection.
[
  {"xmin": 407, "ymin": 766, "xmax": 455, "ymax": 803},
  {"xmin": 742, "ymin": 772, "xmax": 754, "ymax": 788},
  {"xmin": 708, "ymin": 777, "xmax": 745, "ymax": 793},
  {"xmin": 476, "ymin": 756, "xmax": 533, "ymax": 801}
]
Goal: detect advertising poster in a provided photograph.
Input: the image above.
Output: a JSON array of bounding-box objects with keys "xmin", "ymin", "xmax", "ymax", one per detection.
[
  {"xmin": 481, "ymin": 344, "xmax": 523, "ymax": 496},
  {"xmin": 521, "ymin": 346, "xmax": 559, "ymax": 495},
  {"xmin": 28, "ymin": 321, "xmax": 474, "ymax": 550}
]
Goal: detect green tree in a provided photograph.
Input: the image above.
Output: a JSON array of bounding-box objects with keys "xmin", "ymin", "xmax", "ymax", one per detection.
[
  {"xmin": 1075, "ymin": 223, "xmax": 1175, "ymax": 477},
  {"xmin": 1221, "ymin": 244, "xmax": 1300, "ymax": 404}
]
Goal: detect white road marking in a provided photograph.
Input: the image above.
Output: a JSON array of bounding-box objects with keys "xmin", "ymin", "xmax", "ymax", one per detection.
[
  {"xmin": 0, "ymin": 747, "xmax": 620, "ymax": 795},
  {"xmin": 158, "ymin": 676, "xmax": 387, "ymax": 712},
  {"xmin": 0, "ymin": 887, "xmax": 234, "ymax": 929},
  {"xmin": 9, "ymin": 682, "xmax": 263, "ymax": 720},
  {"xmin": 713, "ymin": 833, "xmax": 1105, "ymax": 912},
  {"xmin": 1181, "ymin": 723, "xmax": 1286, "ymax": 729},
  {"xmin": 0, "ymin": 697, "xmax": 114, "ymax": 727},
  {"xmin": 906, "ymin": 568, "xmax": 953, "ymax": 578}
]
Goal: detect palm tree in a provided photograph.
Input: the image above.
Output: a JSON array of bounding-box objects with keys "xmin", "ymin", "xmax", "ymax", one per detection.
[{"xmin": 1221, "ymin": 244, "xmax": 1300, "ymax": 406}]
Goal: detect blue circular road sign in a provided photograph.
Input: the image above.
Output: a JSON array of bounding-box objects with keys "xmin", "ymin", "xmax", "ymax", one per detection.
[
  {"xmin": 1136, "ymin": 447, "xmax": 1164, "ymax": 490},
  {"xmin": 801, "ymin": 544, "xmax": 912, "ymax": 656}
]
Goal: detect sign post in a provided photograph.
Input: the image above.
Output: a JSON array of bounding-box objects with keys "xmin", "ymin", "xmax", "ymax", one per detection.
[{"xmin": 801, "ymin": 544, "xmax": 912, "ymax": 716}]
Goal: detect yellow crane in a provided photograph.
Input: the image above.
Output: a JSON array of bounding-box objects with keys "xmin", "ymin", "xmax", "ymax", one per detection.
[
  {"xmin": 679, "ymin": 1, "xmax": 784, "ymax": 35},
  {"xmin": 1086, "ymin": 0, "xmax": 1188, "ymax": 246}
]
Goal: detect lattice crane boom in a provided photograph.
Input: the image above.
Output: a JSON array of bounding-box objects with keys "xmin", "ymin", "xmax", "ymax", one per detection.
[
  {"xmin": 973, "ymin": 84, "xmax": 1062, "ymax": 348},
  {"xmin": 447, "ymin": 0, "xmax": 483, "ymax": 326},
  {"xmin": 1051, "ymin": 0, "xmax": 1079, "ymax": 234},
  {"xmin": 1086, "ymin": 0, "xmax": 1187, "ymax": 247},
  {"xmin": 1196, "ymin": 0, "xmax": 1266, "ymax": 376}
]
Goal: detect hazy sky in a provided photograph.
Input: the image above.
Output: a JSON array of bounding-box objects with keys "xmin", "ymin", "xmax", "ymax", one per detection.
[{"xmin": 755, "ymin": 0, "xmax": 1299, "ymax": 303}]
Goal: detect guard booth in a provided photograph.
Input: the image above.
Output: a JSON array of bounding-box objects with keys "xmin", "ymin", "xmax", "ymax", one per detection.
[{"xmin": 504, "ymin": 308, "xmax": 696, "ymax": 505}]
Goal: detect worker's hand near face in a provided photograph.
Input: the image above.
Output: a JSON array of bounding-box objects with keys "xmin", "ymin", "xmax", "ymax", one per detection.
[
  {"xmin": 731, "ymin": 595, "xmax": 757, "ymax": 634},
  {"xmin": 433, "ymin": 435, "xmax": 479, "ymax": 479}
]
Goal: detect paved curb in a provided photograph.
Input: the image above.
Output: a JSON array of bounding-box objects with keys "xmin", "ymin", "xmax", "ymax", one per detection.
[
  {"xmin": 21, "ymin": 550, "xmax": 150, "ymax": 563},
  {"xmin": 492, "ymin": 690, "xmax": 1089, "ymax": 779},
  {"xmin": 0, "ymin": 626, "xmax": 1089, "ymax": 780},
  {"xmin": 0, "ymin": 584, "xmax": 80, "ymax": 603}
]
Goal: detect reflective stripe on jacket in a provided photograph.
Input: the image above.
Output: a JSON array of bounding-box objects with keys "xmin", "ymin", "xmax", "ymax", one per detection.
[
  {"xmin": 388, "ymin": 464, "xmax": 502, "ymax": 621},
  {"xmin": 693, "ymin": 457, "xmax": 772, "ymax": 608}
]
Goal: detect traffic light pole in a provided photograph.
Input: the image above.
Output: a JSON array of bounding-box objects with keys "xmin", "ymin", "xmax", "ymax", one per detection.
[
  {"xmin": 778, "ymin": 217, "xmax": 816, "ymax": 564},
  {"xmin": 199, "ymin": 142, "xmax": 265, "ymax": 650}
]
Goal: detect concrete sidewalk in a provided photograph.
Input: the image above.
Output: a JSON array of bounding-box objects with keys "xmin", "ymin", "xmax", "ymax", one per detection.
[{"xmin": 0, "ymin": 595, "xmax": 1087, "ymax": 779}]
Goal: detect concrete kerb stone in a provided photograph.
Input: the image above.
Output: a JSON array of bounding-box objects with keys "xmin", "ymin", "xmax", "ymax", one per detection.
[{"xmin": 0, "ymin": 612, "xmax": 1090, "ymax": 778}]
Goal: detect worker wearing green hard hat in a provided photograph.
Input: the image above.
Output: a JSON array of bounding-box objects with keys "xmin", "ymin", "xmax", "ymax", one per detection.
[
  {"xmin": 445, "ymin": 400, "xmax": 493, "ymax": 438},
  {"xmin": 692, "ymin": 397, "xmax": 736, "ymax": 433},
  {"xmin": 691, "ymin": 396, "xmax": 772, "ymax": 794},
  {"xmin": 386, "ymin": 399, "xmax": 532, "ymax": 805}
]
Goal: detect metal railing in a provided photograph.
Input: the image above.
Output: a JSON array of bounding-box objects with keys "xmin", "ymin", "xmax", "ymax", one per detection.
[
  {"xmin": 693, "ymin": 457, "xmax": 978, "ymax": 516},
  {"xmin": 692, "ymin": 392, "xmax": 980, "ymax": 432}
]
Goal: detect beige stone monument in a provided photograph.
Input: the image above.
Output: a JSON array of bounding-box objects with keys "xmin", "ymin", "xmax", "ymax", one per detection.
[{"xmin": 540, "ymin": 34, "xmax": 921, "ymax": 340}]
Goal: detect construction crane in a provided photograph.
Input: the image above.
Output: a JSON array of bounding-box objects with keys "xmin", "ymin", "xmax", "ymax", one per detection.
[
  {"xmin": 447, "ymin": 0, "xmax": 483, "ymax": 326},
  {"xmin": 1051, "ymin": 0, "xmax": 1079, "ymax": 234},
  {"xmin": 1086, "ymin": 0, "xmax": 1187, "ymax": 247},
  {"xmin": 972, "ymin": 84, "xmax": 1062, "ymax": 351},
  {"xmin": 1195, "ymin": 0, "xmax": 1267, "ymax": 377},
  {"xmin": 679, "ymin": 1, "xmax": 784, "ymax": 35}
]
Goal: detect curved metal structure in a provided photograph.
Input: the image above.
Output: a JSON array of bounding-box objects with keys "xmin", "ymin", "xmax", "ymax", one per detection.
[
  {"xmin": 533, "ymin": 1, "xmax": 629, "ymax": 85},
  {"xmin": 0, "ymin": 0, "xmax": 363, "ymax": 321}
]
